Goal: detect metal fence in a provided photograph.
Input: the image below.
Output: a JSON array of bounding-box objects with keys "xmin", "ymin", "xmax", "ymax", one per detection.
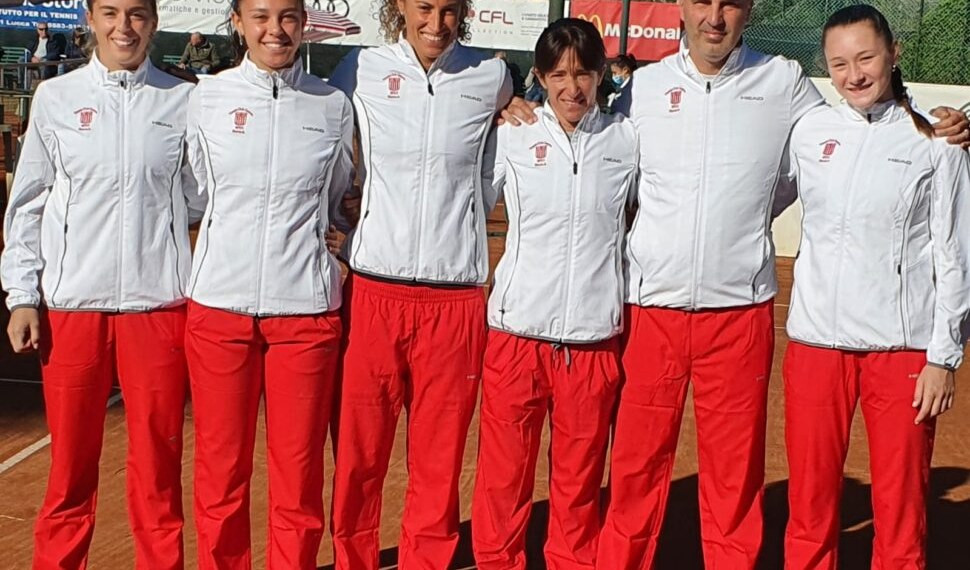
[{"xmin": 743, "ymin": 0, "xmax": 970, "ymax": 85}]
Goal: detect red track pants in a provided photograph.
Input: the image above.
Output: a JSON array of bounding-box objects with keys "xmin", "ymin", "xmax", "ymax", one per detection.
[
  {"xmin": 783, "ymin": 342, "xmax": 935, "ymax": 570},
  {"xmin": 33, "ymin": 307, "xmax": 188, "ymax": 570},
  {"xmin": 598, "ymin": 302, "xmax": 774, "ymax": 570},
  {"xmin": 185, "ymin": 301, "xmax": 341, "ymax": 570},
  {"xmin": 331, "ymin": 274, "xmax": 486, "ymax": 570},
  {"xmin": 471, "ymin": 330, "xmax": 620, "ymax": 569}
]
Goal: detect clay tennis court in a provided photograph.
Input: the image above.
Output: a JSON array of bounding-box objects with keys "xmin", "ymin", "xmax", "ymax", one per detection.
[{"xmin": 1, "ymin": 213, "xmax": 969, "ymax": 569}]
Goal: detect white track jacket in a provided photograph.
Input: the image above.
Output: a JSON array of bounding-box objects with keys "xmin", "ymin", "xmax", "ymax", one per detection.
[
  {"xmin": 622, "ymin": 41, "xmax": 824, "ymax": 309},
  {"xmin": 784, "ymin": 102, "xmax": 970, "ymax": 369},
  {"xmin": 484, "ymin": 105, "xmax": 638, "ymax": 343},
  {"xmin": 328, "ymin": 40, "xmax": 512, "ymax": 285},
  {"xmin": 186, "ymin": 56, "xmax": 353, "ymax": 316},
  {"xmin": 1, "ymin": 54, "xmax": 200, "ymax": 311}
]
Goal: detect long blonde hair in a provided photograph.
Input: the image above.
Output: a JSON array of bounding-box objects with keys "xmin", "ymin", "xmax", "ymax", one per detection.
[{"xmin": 378, "ymin": 0, "xmax": 472, "ymax": 44}]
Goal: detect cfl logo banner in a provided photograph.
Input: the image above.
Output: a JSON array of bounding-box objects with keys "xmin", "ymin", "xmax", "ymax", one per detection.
[{"xmin": 571, "ymin": 0, "xmax": 681, "ymax": 60}]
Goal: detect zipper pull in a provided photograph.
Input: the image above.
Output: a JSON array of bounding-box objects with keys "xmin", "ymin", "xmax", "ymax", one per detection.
[
  {"xmin": 427, "ymin": 82, "xmax": 434, "ymax": 96},
  {"xmin": 573, "ymin": 162, "xmax": 578, "ymax": 175},
  {"xmin": 120, "ymin": 78, "xmax": 127, "ymax": 90},
  {"xmin": 706, "ymin": 81, "xmax": 711, "ymax": 94},
  {"xmin": 273, "ymin": 82, "xmax": 279, "ymax": 99},
  {"xmin": 897, "ymin": 263, "xmax": 902, "ymax": 275}
]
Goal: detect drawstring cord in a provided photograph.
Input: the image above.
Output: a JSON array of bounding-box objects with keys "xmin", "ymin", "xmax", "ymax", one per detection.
[{"xmin": 551, "ymin": 342, "xmax": 572, "ymax": 367}]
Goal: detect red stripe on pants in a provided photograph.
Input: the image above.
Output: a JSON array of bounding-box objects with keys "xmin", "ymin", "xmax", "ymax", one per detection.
[
  {"xmin": 598, "ymin": 302, "xmax": 773, "ymax": 570},
  {"xmin": 331, "ymin": 274, "xmax": 485, "ymax": 570},
  {"xmin": 185, "ymin": 301, "xmax": 341, "ymax": 570},
  {"xmin": 471, "ymin": 330, "xmax": 620, "ymax": 569},
  {"xmin": 783, "ymin": 341, "xmax": 935, "ymax": 570},
  {"xmin": 33, "ymin": 307, "xmax": 188, "ymax": 570}
]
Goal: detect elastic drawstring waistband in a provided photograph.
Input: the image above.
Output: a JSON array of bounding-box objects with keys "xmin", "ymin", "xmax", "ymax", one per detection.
[{"xmin": 551, "ymin": 342, "xmax": 572, "ymax": 367}]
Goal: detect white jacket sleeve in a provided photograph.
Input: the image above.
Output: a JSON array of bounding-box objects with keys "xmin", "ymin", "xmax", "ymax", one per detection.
[
  {"xmin": 184, "ymin": 87, "xmax": 210, "ymax": 210},
  {"xmin": 180, "ymin": 139, "xmax": 206, "ymax": 224},
  {"xmin": 789, "ymin": 63, "xmax": 825, "ymax": 128},
  {"xmin": 1, "ymin": 88, "xmax": 54, "ymax": 310},
  {"xmin": 927, "ymin": 143, "xmax": 970, "ymax": 369},
  {"xmin": 481, "ymin": 125, "xmax": 507, "ymax": 214},
  {"xmin": 328, "ymin": 97, "xmax": 356, "ymax": 233}
]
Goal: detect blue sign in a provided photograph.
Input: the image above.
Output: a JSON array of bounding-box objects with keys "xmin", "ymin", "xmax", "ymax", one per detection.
[{"xmin": 0, "ymin": 1, "xmax": 87, "ymax": 33}]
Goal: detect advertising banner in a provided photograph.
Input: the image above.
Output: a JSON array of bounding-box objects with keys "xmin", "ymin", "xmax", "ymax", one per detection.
[
  {"xmin": 158, "ymin": 0, "xmax": 549, "ymax": 50},
  {"xmin": 0, "ymin": 0, "xmax": 86, "ymax": 32},
  {"xmin": 569, "ymin": 0, "xmax": 680, "ymax": 60}
]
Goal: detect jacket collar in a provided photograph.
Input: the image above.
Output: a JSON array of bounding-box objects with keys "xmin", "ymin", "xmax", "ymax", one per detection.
[
  {"xmin": 238, "ymin": 53, "xmax": 304, "ymax": 92},
  {"xmin": 538, "ymin": 102, "xmax": 600, "ymax": 137},
  {"xmin": 676, "ymin": 36, "xmax": 748, "ymax": 85},
  {"xmin": 393, "ymin": 36, "xmax": 458, "ymax": 75},
  {"xmin": 88, "ymin": 50, "xmax": 152, "ymax": 88},
  {"xmin": 838, "ymin": 98, "xmax": 908, "ymax": 125}
]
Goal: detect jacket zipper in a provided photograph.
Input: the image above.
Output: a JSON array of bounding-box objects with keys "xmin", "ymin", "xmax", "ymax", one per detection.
[
  {"xmin": 832, "ymin": 117, "xmax": 873, "ymax": 341},
  {"xmin": 116, "ymin": 78, "xmax": 128, "ymax": 306},
  {"xmin": 413, "ymin": 72, "xmax": 435, "ymax": 279},
  {"xmin": 897, "ymin": 189, "xmax": 921, "ymax": 345},
  {"xmin": 498, "ymin": 169, "xmax": 522, "ymax": 327},
  {"xmin": 49, "ymin": 134, "xmax": 71, "ymax": 306},
  {"xmin": 689, "ymin": 80, "xmax": 713, "ymax": 309},
  {"xmin": 254, "ymin": 75, "xmax": 280, "ymax": 314},
  {"xmin": 558, "ymin": 123, "xmax": 582, "ymax": 338}
]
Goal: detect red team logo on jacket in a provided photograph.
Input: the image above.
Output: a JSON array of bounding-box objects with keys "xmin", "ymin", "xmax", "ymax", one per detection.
[
  {"xmin": 819, "ymin": 139, "xmax": 840, "ymax": 162},
  {"xmin": 384, "ymin": 73, "xmax": 405, "ymax": 99},
  {"xmin": 531, "ymin": 141, "xmax": 551, "ymax": 166},
  {"xmin": 75, "ymin": 107, "xmax": 97, "ymax": 131},
  {"xmin": 665, "ymin": 87, "xmax": 685, "ymax": 113},
  {"xmin": 230, "ymin": 108, "xmax": 254, "ymax": 134}
]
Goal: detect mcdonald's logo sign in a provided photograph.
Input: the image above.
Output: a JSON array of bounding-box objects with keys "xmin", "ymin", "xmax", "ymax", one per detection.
[{"xmin": 571, "ymin": 1, "xmax": 681, "ymax": 61}]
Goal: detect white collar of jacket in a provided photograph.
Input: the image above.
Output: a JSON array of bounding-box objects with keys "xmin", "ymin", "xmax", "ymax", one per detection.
[
  {"xmin": 675, "ymin": 36, "xmax": 748, "ymax": 85},
  {"xmin": 838, "ymin": 98, "xmax": 908, "ymax": 125},
  {"xmin": 88, "ymin": 50, "xmax": 152, "ymax": 89},
  {"xmin": 238, "ymin": 53, "xmax": 304, "ymax": 91},
  {"xmin": 537, "ymin": 102, "xmax": 601, "ymax": 135},
  {"xmin": 392, "ymin": 35, "xmax": 458, "ymax": 74}
]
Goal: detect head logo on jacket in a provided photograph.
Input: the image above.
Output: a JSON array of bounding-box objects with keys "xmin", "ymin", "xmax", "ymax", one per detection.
[
  {"xmin": 75, "ymin": 107, "xmax": 97, "ymax": 131},
  {"xmin": 231, "ymin": 108, "xmax": 254, "ymax": 134}
]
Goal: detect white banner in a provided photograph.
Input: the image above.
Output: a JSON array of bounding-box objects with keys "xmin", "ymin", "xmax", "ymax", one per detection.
[
  {"xmin": 157, "ymin": 0, "xmax": 550, "ymax": 50},
  {"xmin": 772, "ymin": 78, "xmax": 970, "ymax": 257}
]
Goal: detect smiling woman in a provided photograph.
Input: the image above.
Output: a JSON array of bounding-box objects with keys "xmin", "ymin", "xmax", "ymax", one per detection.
[
  {"xmin": 227, "ymin": 0, "xmax": 307, "ymax": 69},
  {"xmin": 86, "ymin": 0, "xmax": 157, "ymax": 70}
]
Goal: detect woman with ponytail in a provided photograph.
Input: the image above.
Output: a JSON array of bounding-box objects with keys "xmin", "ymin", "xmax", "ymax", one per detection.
[
  {"xmin": 183, "ymin": 0, "xmax": 353, "ymax": 567},
  {"xmin": 1, "ymin": 1, "xmax": 200, "ymax": 568},
  {"xmin": 779, "ymin": 5, "xmax": 970, "ymax": 568}
]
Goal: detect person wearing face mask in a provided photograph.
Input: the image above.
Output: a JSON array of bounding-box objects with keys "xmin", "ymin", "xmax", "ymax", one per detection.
[
  {"xmin": 182, "ymin": 0, "xmax": 353, "ymax": 567},
  {"xmin": 606, "ymin": 53, "xmax": 635, "ymax": 112},
  {"xmin": 325, "ymin": 0, "xmax": 512, "ymax": 567},
  {"xmin": 778, "ymin": 5, "xmax": 970, "ymax": 568},
  {"xmin": 1, "ymin": 1, "xmax": 201, "ymax": 568},
  {"xmin": 471, "ymin": 19, "xmax": 638, "ymax": 569}
]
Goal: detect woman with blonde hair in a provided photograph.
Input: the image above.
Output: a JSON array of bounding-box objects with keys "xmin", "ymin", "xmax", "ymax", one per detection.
[
  {"xmin": 327, "ymin": 0, "xmax": 511, "ymax": 566},
  {"xmin": 2, "ymin": 0, "xmax": 200, "ymax": 567}
]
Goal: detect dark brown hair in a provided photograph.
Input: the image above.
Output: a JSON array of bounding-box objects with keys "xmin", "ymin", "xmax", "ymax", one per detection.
[
  {"xmin": 823, "ymin": 4, "xmax": 933, "ymax": 138},
  {"xmin": 533, "ymin": 18, "xmax": 606, "ymax": 76},
  {"xmin": 226, "ymin": 0, "xmax": 306, "ymax": 65},
  {"xmin": 612, "ymin": 53, "xmax": 637, "ymax": 74}
]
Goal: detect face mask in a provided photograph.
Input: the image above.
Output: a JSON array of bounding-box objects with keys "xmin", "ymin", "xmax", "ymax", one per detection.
[{"xmin": 612, "ymin": 74, "xmax": 625, "ymax": 87}]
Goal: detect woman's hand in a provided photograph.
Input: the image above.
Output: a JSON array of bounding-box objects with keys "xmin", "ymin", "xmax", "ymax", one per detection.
[
  {"xmin": 913, "ymin": 364, "xmax": 956, "ymax": 424},
  {"xmin": 929, "ymin": 106, "xmax": 970, "ymax": 148},
  {"xmin": 325, "ymin": 225, "xmax": 342, "ymax": 255},
  {"xmin": 7, "ymin": 307, "xmax": 41, "ymax": 353},
  {"xmin": 498, "ymin": 97, "xmax": 540, "ymax": 126}
]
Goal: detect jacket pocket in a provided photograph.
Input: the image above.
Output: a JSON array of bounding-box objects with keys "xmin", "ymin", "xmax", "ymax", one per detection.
[{"xmin": 901, "ymin": 255, "xmax": 934, "ymax": 346}]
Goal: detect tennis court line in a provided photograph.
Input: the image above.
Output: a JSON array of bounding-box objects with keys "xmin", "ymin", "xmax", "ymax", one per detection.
[{"xmin": 0, "ymin": 392, "xmax": 123, "ymax": 475}]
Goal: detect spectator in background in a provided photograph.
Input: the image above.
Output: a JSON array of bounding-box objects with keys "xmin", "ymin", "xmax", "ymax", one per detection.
[
  {"xmin": 61, "ymin": 27, "xmax": 89, "ymax": 74},
  {"xmin": 28, "ymin": 22, "xmax": 65, "ymax": 81},
  {"xmin": 607, "ymin": 53, "xmax": 636, "ymax": 112},
  {"xmin": 494, "ymin": 50, "xmax": 524, "ymax": 95},
  {"xmin": 178, "ymin": 32, "xmax": 219, "ymax": 74}
]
